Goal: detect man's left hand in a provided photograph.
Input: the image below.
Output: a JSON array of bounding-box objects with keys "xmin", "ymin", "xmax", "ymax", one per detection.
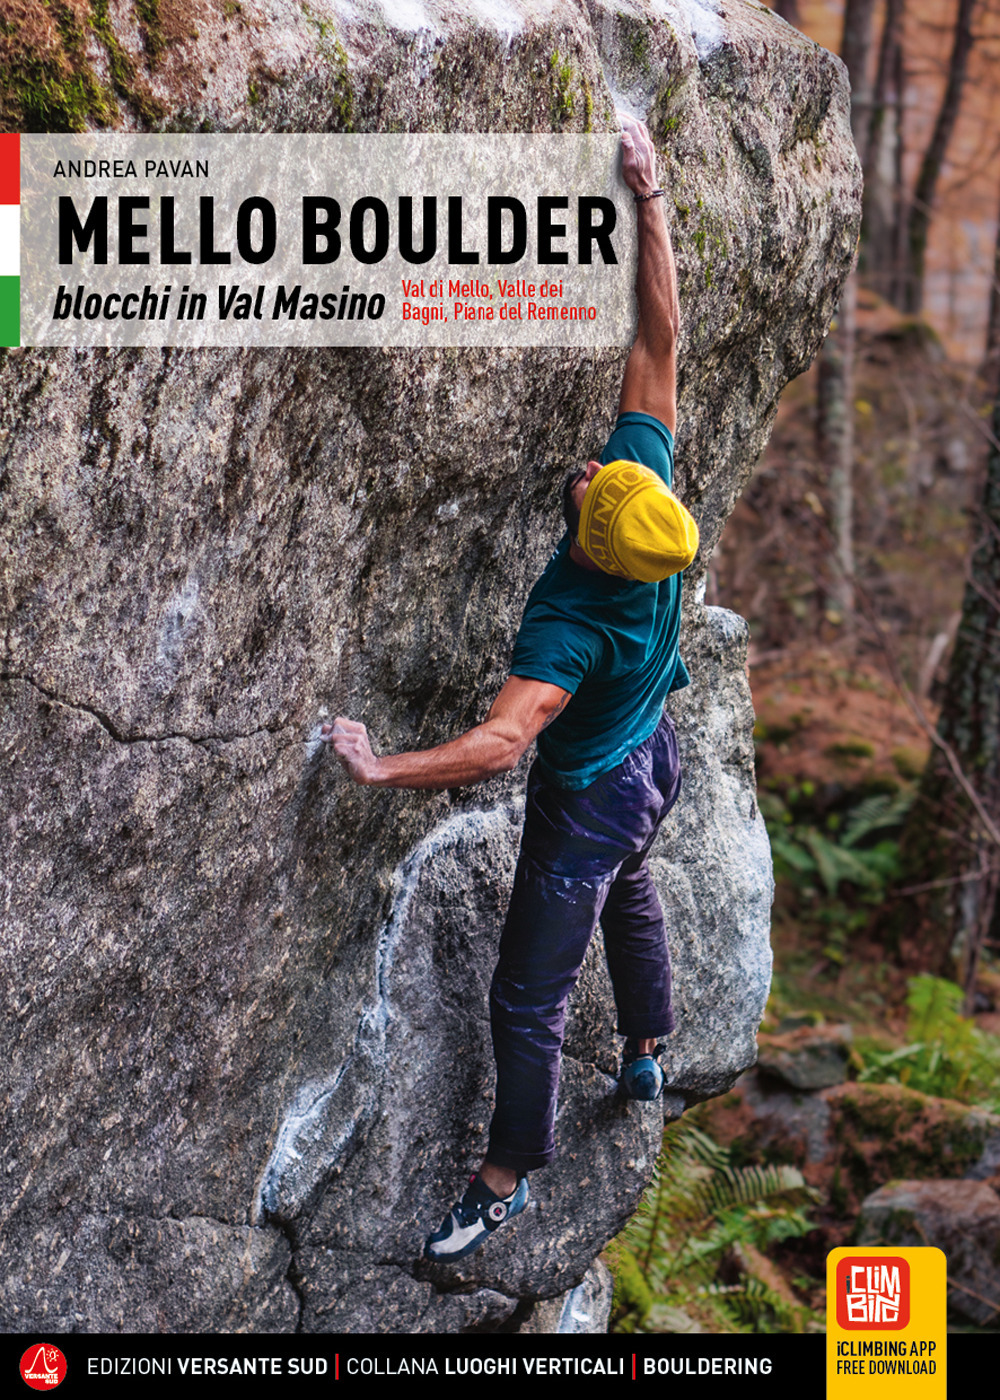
[{"xmin": 620, "ymin": 113, "xmax": 658, "ymax": 198}]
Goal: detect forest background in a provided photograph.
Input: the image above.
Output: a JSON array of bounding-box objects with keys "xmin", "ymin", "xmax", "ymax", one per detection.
[{"xmin": 610, "ymin": 0, "xmax": 1000, "ymax": 1337}]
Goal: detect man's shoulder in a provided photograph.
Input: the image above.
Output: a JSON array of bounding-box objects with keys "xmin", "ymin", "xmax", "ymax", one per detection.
[
  {"xmin": 512, "ymin": 546, "xmax": 608, "ymax": 693},
  {"xmin": 600, "ymin": 412, "xmax": 675, "ymax": 485},
  {"xmin": 612, "ymin": 410, "xmax": 674, "ymax": 443}
]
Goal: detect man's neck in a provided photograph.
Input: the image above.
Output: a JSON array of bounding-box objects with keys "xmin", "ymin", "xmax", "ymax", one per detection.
[{"xmin": 568, "ymin": 538, "xmax": 602, "ymax": 572}]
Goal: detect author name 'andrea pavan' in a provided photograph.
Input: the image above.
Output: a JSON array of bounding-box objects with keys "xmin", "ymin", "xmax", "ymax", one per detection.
[
  {"xmin": 53, "ymin": 158, "xmax": 211, "ymax": 180},
  {"xmin": 51, "ymin": 282, "xmax": 385, "ymax": 323}
]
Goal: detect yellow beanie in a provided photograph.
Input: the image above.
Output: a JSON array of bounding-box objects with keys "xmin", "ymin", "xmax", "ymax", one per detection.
[{"xmin": 578, "ymin": 460, "xmax": 699, "ymax": 582}]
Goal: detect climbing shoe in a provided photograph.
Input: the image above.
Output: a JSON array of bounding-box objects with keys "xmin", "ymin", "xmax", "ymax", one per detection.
[
  {"xmin": 618, "ymin": 1039, "xmax": 666, "ymax": 1101},
  {"xmin": 424, "ymin": 1173, "xmax": 529, "ymax": 1262}
]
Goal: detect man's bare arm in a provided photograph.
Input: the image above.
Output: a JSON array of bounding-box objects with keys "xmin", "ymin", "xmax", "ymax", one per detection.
[
  {"xmin": 321, "ymin": 675, "xmax": 571, "ymax": 789},
  {"xmin": 616, "ymin": 114, "xmax": 680, "ymax": 432}
]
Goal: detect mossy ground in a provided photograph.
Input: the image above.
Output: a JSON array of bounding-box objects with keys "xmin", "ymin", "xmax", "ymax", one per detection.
[{"xmin": 828, "ymin": 1084, "xmax": 992, "ymax": 1207}]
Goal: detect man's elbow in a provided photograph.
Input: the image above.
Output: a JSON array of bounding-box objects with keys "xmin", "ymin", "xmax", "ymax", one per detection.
[
  {"xmin": 497, "ymin": 737, "xmax": 530, "ymax": 775},
  {"xmin": 487, "ymin": 726, "xmax": 531, "ymax": 776},
  {"xmin": 657, "ymin": 307, "xmax": 680, "ymax": 356},
  {"xmin": 636, "ymin": 317, "xmax": 678, "ymax": 367}
]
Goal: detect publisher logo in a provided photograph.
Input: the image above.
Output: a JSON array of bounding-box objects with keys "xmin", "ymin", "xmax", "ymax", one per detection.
[
  {"xmin": 19, "ymin": 1345, "xmax": 67, "ymax": 1390},
  {"xmin": 836, "ymin": 1255, "xmax": 910, "ymax": 1329}
]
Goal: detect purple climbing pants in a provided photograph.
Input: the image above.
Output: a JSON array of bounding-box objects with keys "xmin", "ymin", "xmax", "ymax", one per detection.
[{"xmin": 486, "ymin": 712, "xmax": 682, "ymax": 1173}]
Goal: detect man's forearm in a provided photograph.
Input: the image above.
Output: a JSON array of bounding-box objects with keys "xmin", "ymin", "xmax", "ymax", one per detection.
[
  {"xmin": 617, "ymin": 114, "xmax": 680, "ymax": 427},
  {"xmin": 325, "ymin": 677, "xmax": 570, "ymax": 790},
  {"xmin": 635, "ymin": 197, "xmax": 680, "ymax": 359},
  {"xmin": 346, "ymin": 719, "xmax": 525, "ymax": 789}
]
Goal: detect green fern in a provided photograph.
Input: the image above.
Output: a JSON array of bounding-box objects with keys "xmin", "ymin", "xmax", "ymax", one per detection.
[
  {"xmin": 701, "ymin": 1276, "xmax": 808, "ymax": 1333},
  {"xmin": 840, "ymin": 792, "xmax": 913, "ymax": 847},
  {"xmin": 857, "ymin": 975, "xmax": 1000, "ymax": 1110},
  {"xmin": 695, "ymin": 1163, "xmax": 811, "ymax": 1216},
  {"xmin": 765, "ymin": 791, "xmax": 912, "ymax": 898},
  {"xmin": 609, "ymin": 1115, "xmax": 820, "ymax": 1334}
]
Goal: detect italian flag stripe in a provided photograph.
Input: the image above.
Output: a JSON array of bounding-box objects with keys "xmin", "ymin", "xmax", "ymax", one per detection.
[{"xmin": 0, "ymin": 132, "xmax": 20, "ymax": 347}]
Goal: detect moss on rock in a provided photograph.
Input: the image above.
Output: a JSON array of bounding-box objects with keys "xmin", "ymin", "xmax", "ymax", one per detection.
[
  {"xmin": 0, "ymin": 0, "xmax": 181, "ymax": 130},
  {"xmin": 0, "ymin": 0, "xmax": 112, "ymax": 131},
  {"xmin": 827, "ymin": 1083, "xmax": 996, "ymax": 1213}
]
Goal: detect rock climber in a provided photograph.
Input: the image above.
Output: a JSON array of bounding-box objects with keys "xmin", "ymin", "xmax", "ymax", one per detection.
[{"xmin": 323, "ymin": 113, "xmax": 698, "ymax": 1263}]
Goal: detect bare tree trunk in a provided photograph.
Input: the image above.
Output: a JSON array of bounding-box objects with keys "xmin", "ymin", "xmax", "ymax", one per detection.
[
  {"xmin": 840, "ymin": 0, "xmax": 878, "ymax": 157},
  {"xmin": 862, "ymin": 0, "xmax": 905, "ymax": 300},
  {"xmin": 772, "ymin": 0, "xmax": 802, "ymax": 28},
  {"xmin": 901, "ymin": 0, "xmax": 977, "ymax": 314},
  {"xmin": 867, "ymin": 0, "xmax": 905, "ymax": 167},
  {"xmin": 985, "ymin": 187, "xmax": 1000, "ymax": 391},
  {"xmin": 814, "ymin": 8, "xmax": 869, "ymax": 625},
  {"xmin": 816, "ymin": 276, "xmax": 857, "ymax": 621},
  {"xmin": 911, "ymin": 392, "xmax": 1000, "ymax": 991},
  {"xmin": 894, "ymin": 195, "xmax": 1000, "ymax": 989},
  {"xmin": 890, "ymin": 39, "xmax": 909, "ymax": 305}
]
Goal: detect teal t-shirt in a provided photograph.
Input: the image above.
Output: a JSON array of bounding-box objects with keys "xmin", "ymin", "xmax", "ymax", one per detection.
[{"xmin": 510, "ymin": 412, "xmax": 690, "ymax": 790}]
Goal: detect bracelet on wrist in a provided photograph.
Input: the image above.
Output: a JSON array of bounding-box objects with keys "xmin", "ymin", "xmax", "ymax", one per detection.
[{"xmin": 634, "ymin": 189, "xmax": 665, "ymax": 202}]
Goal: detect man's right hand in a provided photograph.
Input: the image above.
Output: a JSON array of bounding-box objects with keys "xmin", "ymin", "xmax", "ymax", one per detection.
[
  {"xmin": 319, "ymin": 677, "xmax": 570, "ymax": 791},
  {"xmin": 321, "ymin": 718, "xmax": 382, "ymax": 785}
]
